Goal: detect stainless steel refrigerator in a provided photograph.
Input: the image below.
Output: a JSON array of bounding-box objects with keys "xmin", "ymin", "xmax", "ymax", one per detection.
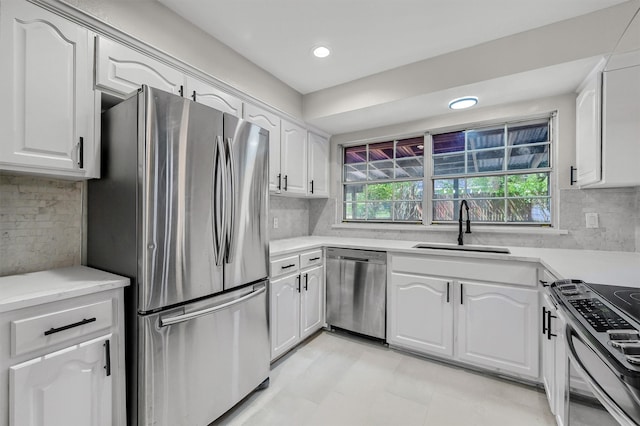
[{"xmin": 87, "ymin": 85, "xmax": 270, "ymax": 426}]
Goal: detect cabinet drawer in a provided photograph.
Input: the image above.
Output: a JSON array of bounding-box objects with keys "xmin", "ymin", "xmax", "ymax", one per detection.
[
  {"xmin": 300, "ymin": 250, "xmax": 323, "ymax": 269},
  {"xmin": 11, "ymin": 299, "xmax": 113, "ymax": 357},
  {"xmin": 270, "ymin": 255, "xmax": 300, "ymax": 278}
]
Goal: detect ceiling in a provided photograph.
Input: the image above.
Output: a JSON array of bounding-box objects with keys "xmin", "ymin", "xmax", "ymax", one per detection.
[{"xmin": 158, "ymin": 0, "xmax": 637, "ymax": 134}]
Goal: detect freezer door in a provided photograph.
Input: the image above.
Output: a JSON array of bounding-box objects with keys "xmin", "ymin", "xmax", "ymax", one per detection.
[
  {"xmin": 141, "ymin": 87, "xmax": 225, "ymax": 312},
  {"xmin": 223, "ymin": 114, "xmax": 269, "ymax": 289},
  {"xmin": 139, "ymin": 282, "xmax": 269, "ymax": 426}
]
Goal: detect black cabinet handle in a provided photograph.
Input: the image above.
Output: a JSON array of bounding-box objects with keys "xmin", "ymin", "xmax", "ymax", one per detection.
[
  {"xmin": 446, "ymin": 282, "xmax": 450, "ymax": 303},
  {"xmin": 542, "ymin": 307, "xmax": 548, "ymax": 335},
  {"xmin": 310, "ymin": 180, "xmax": 314, "ymax": 194},
  {"xmin": 296, "ymin": 275, "xmax": 301, "ymax": 293},
  {"xmin": 77, "ymin": 137, "xmax": 84, "ymax": 169},
  {"xmin": 547, "ymin": 310, "xmax": 557, "ymax": 340},
  {"xmin": 277, "ymin": 173, "xmax": 282, "ymax": 191},
  {"xmin": 179, "ymin": 85, "xmax": 184, "ymax": 97},
  {"xmin": 570, "ymin": 166, "xmax": 577, "ymax": 186},
  {"xmin": 281, "ymin": 264, "xmax": 296, "ymax": 270},
  {"xmin": 192, "ymin": 91, "xmax": 197, "ymax": 102},
  {"xmin": 539, "ymin": 280, "xmax": 549, "ymax": 287},
  {"xmin": 309, "ymin": 257, "xmax": 321, "ymax": 261},
  {"xmin": 104, "ymin": 339, "xmax": 111, "ymax": 377},
  {"xmin": 304, "ymin": 273, "xmax": 308, "ymax": 291},
  {"xmin": 284, "ymin": 175, "xmax": 288, "ymax": 191},
  {"xmin": 460, "ymin": 284, "xmax": 464, "ymax": 305},
  {"xmin": 44, "ymin": 317, "xmax": 96, "ymax": 336}
]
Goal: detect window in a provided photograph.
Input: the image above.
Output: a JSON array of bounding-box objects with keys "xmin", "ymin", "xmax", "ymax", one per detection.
[
  {"xmin": 343, "ymin": 136, "xmax": 424, "ymax": 222},
  {"xmin": 340, "ymin": 116, "xmax": 553, "ymax": 226},
  {"xmin": 431, "ymin": 118, "xmax": 552, "ymax": 224}
]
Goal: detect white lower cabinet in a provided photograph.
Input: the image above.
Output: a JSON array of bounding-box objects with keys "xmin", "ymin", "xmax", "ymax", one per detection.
[
  {"xmin": 457, "ymin": 281, "xmax": 539, "ymax": 377},
  {"xmin": 270, "ymin": 272, "xmax": 301, "ymax": 360},
  {"xmin": 270, "ymin": 250, "xmax": 324, "ymax": 361},
  {"xmin": 387, "ymin": 273, "xmax": 453, "ymax": 357},
  {"xmin": 388, "ymin": 253, "xmax": 539, "ymax": 380},
  {"xmin": 300, "ymin": 265, "xmax": 324, "ymax": 340},
  {"xmin": 0, "ymin": 267, "xmax": 127, "ymax": 426},
  {"xmin": 10, "ymin": 335, "xmax": 113, "ymax": 426}
]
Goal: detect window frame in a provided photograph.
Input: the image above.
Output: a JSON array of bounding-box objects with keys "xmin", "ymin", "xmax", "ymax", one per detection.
[
  {"xmin": 341, "ymin": 136, "xmax": 426, "ymax": 223},
  {"xmin": 340, "ymin": 113, "xmax": 557, "ymax": 227}
]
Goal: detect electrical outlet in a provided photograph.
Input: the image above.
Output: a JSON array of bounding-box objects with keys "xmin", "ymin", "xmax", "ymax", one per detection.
[
  {"xmin": 585, "ymin": 212, "xmax": 599, "ymax": 229},
  {"xmin": 273, "ymin": 217, "xmax": 279, "ymax": 229}
]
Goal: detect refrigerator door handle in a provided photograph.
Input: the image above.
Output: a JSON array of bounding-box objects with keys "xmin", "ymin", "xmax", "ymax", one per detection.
[
  {"xmin": 224, "ymin": 137, "xmax": 236, "ymax": 263},
  {"xmin": 159, "ymin": 285, "xmax": 266, "ymax": 327},
  {"xmin": 214, "ymin": 135, "xmax": 227, "ymax": 267}
]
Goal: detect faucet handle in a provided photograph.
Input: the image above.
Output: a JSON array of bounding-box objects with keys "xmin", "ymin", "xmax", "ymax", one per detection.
[{"xmin": 465, "ymin": 219, "xmax": 471, "ymax": 234}]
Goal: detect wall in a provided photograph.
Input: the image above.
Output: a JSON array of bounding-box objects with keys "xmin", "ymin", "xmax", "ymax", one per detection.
[
  {"xmin": 308, "ymin": 188, "xmax": 639, "ymax": 251},
  {"xmin": 309, "ymin": 93, "xmax": 640, "ymax": 252},
  {"xmin": 269, "ymin": 196, "xmax": 309, "ymax": 240},
  {"xmin": 0, "ymin": 174, "xmax": 83, "ymax": 276}
]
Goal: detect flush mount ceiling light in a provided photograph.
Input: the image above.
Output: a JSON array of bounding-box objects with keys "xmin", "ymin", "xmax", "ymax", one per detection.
[
  {"xmin": 448, "ymin": 96, "xmax": 478, "ymax": 110},
  {"xmin": 312, "ymin": 46, "xmax": 331, "ymax": 58}
]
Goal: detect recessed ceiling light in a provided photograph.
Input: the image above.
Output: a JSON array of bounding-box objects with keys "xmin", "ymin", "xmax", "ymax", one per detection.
[
  {"xmin": 313, "ymin": 46, "xmax": 331, "ymax": 58},
  {"xmin": 448, "ymin": 96, "xmax": 478, "ymax": 110}
]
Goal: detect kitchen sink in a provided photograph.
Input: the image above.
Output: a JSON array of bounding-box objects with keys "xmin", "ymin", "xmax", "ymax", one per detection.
[{"xmin": 412, "ymin": 243, "xmax": 510, "ymax": 254}]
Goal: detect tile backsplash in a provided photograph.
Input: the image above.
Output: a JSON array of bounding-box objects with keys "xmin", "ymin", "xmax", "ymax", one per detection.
[
  {"xmin": 0, "ymin": 174, "xmax": 83, "ymax": 276},
  {"xmin": 1, "ymin": 175, "xmax": 637, "ymax": 278},
  {"xmin": 309, "ymin": 187, "xmax": 640, "ymax": 252}
]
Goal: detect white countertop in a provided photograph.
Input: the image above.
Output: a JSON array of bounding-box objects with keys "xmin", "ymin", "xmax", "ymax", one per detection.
[
  {"xmin": 0, "ymin": 266, "xmax": 130, "ymax": 313},
  {"xmin": 270, "ymin": 236, "xmax": 640, "ymax": 288}
]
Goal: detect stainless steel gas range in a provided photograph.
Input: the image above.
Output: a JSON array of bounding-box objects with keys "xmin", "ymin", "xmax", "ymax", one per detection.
[{"xmin": 551, "ymin": 279, "xmax": 640, "ymax": 425}]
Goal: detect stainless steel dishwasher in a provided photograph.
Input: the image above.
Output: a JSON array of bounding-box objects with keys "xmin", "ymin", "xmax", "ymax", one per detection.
[{"xmin": 326, "ymin": 247, "xmax": 387, "ymax": 340}]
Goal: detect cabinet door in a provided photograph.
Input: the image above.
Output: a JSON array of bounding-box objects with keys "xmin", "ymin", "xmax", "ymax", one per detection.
[
  {"xmin": 457, "ymin": 281, "xmax": 539, "ymax": 378},
  {"xmin": 270, "ymin": 273, "xmax": 300, "ymax": 361},
  {"xmin": 541, "ymin": 293, "xmax": 557, "ymax": 415},
  {"xmin": 300, "ymin": 265, "xmax": 324, "ymax": 340},
  {"xmin": 280, "ymin": 120, "xmax": 308, "ymax": 196},
  {"xmin": 0, "ymin": 0, "xmax": 95, "ymax": 178},
  {"xmin": 575, "ymin": 72, "xmax": 602, "ymax": 186},
  {"xmin": 10, "ymin": 335, "xmax": 112, "ymax": 426},
  {"xmin": 387, "ymin": 273, "xmax": 453, "ymax": 357},
  {"xmin": 307, "ymin": 132, "xmax": 330, "ymax": 197},
  {"xmin": 185, "ymin": 76, "xmax": 242, "ymax": 117},
  {"xmin": 243, "ymin": 103, "xmax": 281, "ymax": 192},
  {"xmin": 601, "ymin": 64, "xmax": 640, "ymax": 187},
  {"xmin": 95, "ymin": 36, "xmax": 184, "ymax": 97}
]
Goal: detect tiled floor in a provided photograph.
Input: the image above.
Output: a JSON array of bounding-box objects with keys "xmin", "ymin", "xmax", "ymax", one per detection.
[{"xmin": 214, "ymin": 331, "xmax": 558, "ymax": 426}]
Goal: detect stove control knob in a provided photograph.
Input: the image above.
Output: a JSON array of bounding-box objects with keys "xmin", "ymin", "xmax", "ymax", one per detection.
[{"xmin": 626, "ymin": 356, "xmax": 640, "ymax": 366}]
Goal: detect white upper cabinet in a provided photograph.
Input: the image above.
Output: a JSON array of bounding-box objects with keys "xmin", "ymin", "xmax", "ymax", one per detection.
[
  {"xmin": 243, "ymin": 103, "xmax": 282, "ymax": 192},
  {"xmin": 0, "ymin": 0, "xmax": 97, "ymax": 179},
  {"xmin": 280, "ymin": 119, "xmax": 308, "ymax": 196},
  {"xmin": 95, "ymin": 35, "xmax": 184, "ymax": 97},
  {"xmin": 185, "ymin": 76, "xmax": 242, "ymax": 116},
  {"xmin": 307, "ymin": 132, "xmax": 330, "ymax": 197},
  {"xmin": 575, "ymin": 64, "xmax": 602, "ymax": 187},
  {"xmin": 575, "ymin": 52, "xmax": 640, "ymax": 188}
]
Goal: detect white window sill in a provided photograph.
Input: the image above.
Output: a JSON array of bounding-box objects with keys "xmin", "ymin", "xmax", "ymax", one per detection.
[{"xmin": 331, "ymin": 222, "xmax": 569, "ymax": 235}]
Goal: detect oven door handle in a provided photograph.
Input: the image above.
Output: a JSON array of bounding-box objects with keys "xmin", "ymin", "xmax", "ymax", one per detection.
[{"xmin": 566, "ymin": 324, "xmax": 637, "ymax": 426}]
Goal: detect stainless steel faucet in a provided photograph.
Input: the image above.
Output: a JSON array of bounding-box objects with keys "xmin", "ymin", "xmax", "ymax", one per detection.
[{"xmin": 458, "ymin": 200, "xmax": 472, "ymax": 245}]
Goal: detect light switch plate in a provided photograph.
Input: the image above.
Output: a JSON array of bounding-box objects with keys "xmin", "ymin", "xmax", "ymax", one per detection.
[{"xmin": 585, "ymin": 212, "xmax": 599, "ymax": 229}]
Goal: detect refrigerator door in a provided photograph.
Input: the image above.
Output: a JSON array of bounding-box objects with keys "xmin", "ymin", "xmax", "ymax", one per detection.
[
  {"xmin": 141, "ymin": 87, "xmax": 225, "ymax": 312},
  {"xmin": 223, "ymin": 114, "xmax": 269, "ymax": 289},
  {"xmin": 139, "ymin": 282, "xmax": 269, "ymax": 426}
]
